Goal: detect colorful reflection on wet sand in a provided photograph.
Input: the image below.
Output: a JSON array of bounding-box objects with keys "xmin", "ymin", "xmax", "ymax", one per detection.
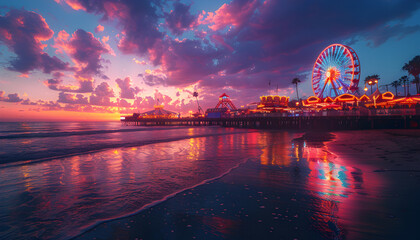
[{"xmin": 1, "ymin": 128, "xmax": 408, "ymax": 240}]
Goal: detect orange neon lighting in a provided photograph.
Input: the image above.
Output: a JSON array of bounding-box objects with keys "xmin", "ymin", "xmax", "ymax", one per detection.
[
  {"xmin": 307, "ymin": 96, "xmax": 321, "ymax": 104},
  {"xmin": 381, "ymin": 91, "xmax": 395, "ymax": 100},
  {"xmin": 335, "ymin": 93, "xmax": 357, "ymax": 102},
  {"xmin": 324, "ymin": 97, "xmax": 334, "ymax": 103},
  {"xmin": 358, "ymin": 95, "xmax": 370, "ymax": 102}
]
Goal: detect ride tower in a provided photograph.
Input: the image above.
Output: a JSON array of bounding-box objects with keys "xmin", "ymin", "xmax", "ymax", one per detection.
[{"xmin": 215, "ymin": 93, "xmax": 237, "ymax": 110}]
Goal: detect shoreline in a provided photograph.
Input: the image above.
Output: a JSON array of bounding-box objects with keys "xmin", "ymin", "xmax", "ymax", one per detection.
[
  {"xmin": 68, "ymin": 156, "xmax": 253, "ymax": 240},
  {"xmin": 74, "ymin": 129, "xmax": 420, "ymax": 240},
  {"xmin": 0, "ymin": 128, "xmax": 250, "ymax": 167}
]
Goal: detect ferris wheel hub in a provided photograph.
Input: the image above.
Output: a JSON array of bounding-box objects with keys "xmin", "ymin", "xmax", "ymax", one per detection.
[{"xmin": 326, "ymin": 67, "xmax": 340, "ymax": 81}]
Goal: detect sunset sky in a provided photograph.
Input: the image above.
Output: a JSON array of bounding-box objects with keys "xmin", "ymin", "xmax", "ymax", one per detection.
[{"xmin": 1, "ymin": 0, "xmax": 420, "ymax": 121}]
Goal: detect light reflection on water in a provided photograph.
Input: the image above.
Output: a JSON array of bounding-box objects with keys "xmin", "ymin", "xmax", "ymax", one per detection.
[
  {"xmin": 0, "ymin": 128, "xmax": 260, "ymax": 239},
  {"xmin": 254, "ymin": 131, "xmax": 383, "ymax": 239},
  {"xmin": 0, "ymin": 128, "xmax": 387, "ymax": 240}
]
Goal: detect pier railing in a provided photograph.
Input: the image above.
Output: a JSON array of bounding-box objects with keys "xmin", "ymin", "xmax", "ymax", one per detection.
[{"xmin": 121, "ymin": 110, "xmax": 420, "ymax": 130}]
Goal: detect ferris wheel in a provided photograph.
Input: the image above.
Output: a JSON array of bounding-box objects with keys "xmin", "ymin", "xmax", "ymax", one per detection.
[{"xmin": 312, "ymin": 44, "xmax": 360, "ymax": 98}]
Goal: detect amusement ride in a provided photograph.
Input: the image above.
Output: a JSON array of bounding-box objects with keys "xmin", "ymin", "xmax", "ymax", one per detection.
[{"xmin": 312, "ymin": 44, "xmax": 361, "ymax": 98}]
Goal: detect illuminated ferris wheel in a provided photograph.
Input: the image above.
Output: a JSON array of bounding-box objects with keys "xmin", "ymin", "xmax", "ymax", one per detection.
[{"xmin": 312, "ymin": 44, "xmax": 360, "ymax": 98}]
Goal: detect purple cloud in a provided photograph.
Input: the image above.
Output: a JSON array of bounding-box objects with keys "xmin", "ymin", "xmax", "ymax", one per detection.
[
  {"xmin": 43, "ymin": 74, "xmax": 94, "ymax": 93},
  {"xmin": 60, "ymin": 0, "xmax": 163, "ymax": 55},
  {"xmin": 0, "ymin": 9, "xmax": 69, "ymax": 74},
  {"xmin": 89, "ymin": 82, "xmax": 116, "ymax": 106},
  {"xmin": 57, "ymin": 91, "xmax": 89, "ymax": 104},
  {"xmin": 54, "ymin": 29, "xmax": 109, "ymax": 79},
  {"xmin": 59, "ymin": 0, "xmax": 420, "ymax": 93},
  {"xmin": 115, "ymin": 77, "xmax": 141, "ymax": 99},
  {"xmin": 165, "ymin": 1, "xmax": 197, "ymax": 36},
  {"xmin": 0, "ymin": 92, "xmax": 23, "ymax": 102}
]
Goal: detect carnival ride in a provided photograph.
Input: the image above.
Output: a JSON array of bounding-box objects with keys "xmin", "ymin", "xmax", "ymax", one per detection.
[
  {"xmin": 205, "ymin": 93, "xmax": 237, "ymax": 118},
  {"xmin": 193, "ymin": 91, "xmax": 204, "ymax": 115},
  {"xmin": 257, "ymin": 95, "xmax": 289, "ymax": 112},
  {"xmin": 312, "ymin": 44, "xmax": 360, "ymax": 98},
  {"xmin": 215, "ymin": 93, "xmax": 237, "ymax": 110}
]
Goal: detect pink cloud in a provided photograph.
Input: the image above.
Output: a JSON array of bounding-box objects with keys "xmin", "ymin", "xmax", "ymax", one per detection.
[
  {"xmin": 101, "ymin": 36, "xmax": 115, "ymax": 56},
  {"xmin": 0, "ymin": 91, "xmax": 23, "ymax": 102},
  {"xmin": 58, "ymin": 92, "xmax": 89, "ymax": 104},
  {"xmin": 54, "ymin": 29, "xmax": 109, "ymax": 81},
  {"xmin": 61, "ymin": 0, "xmax": 86, "ymax": 11},
  {"xmin": 115, "ymin": 77, "xmax": 141, "ymax": 99},
  {"xmin": 198, "ymin": 0, "xmax": 259, "ymax": 31},
  {"xmin": 0, "ymin": 9, "xmax": 69, "ymax": 74},
  {"xmin": 133, "ymin": 58, "xmax": 147, "ymax": 65},
  {"xmin": 210, "ymin": 35, "xmax": 234, "ymax": 51},
  {"xmin": 54, "ymin": 0, "xmax": 420, "ymax": 100},
  {"xmin": 44, "ymin": 77, "xmax": 94, "ymax": 93},
  {"xmin": 95, "ymin": 24, "xmax": 104, "ymax": 33},
  {"xmin": 138, "ymin": 68, "xmax": 167, "ymax": 86},
  {"xmin": 164, "ymin": 1, "xmax": 197, "ymax": 35},
  {"xmin": 89, "ymin": 82, "xmax": 116, "ymax": 106}
]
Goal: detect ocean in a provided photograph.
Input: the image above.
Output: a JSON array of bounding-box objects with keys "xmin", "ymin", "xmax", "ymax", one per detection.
[
  {"xmin": 0, "ymin": 122, "xmax": 263, "ymax": 239},
  {"xmin": 1, "ymin": 122, "xmax": 419, "ymax": 239}
]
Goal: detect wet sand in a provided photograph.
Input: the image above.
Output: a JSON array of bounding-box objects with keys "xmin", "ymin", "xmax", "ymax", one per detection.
[{"xmin": 75, "ymin": 130, "xmax": 420, "ymax": 240}]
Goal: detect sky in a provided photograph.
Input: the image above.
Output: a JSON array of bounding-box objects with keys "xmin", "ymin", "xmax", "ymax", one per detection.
[{"xmin": 0, "ymin": 0, "xmax": 419, "ymax": 121}]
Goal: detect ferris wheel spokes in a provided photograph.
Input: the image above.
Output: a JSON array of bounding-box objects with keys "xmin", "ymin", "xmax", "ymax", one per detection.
[{"xmin": 311, "ymin": 44, "xmax": 360, "ymax": 98}]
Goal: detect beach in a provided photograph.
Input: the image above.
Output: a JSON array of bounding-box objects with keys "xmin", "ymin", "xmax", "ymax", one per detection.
[
  {"xmin": 75, "ymin": 129, "xmax": 420, "ymax": 240},
  {"xmin": 1, "ymin": 122, "xmax": 420, "ymax": 239}
]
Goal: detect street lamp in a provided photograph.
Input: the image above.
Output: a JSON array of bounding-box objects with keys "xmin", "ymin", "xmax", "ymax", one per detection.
[
  {"xmin": 368, "ymin": 80, "xmax": 373, "ymax": 94},
  {"xmin": 367, "ymin": 79, "xmax": 378, "ymax": 94}
]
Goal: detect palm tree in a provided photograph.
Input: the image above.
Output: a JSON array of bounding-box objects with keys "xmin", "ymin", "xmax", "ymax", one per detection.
[
  {"xmin": 412, "ymin": 77, "xmax": 420, "ymax": 95},
  {"xmin": 291, "ymin": 78, "xmax": 301, "ymax": 102},
  {"xmin": 380, "ymin": 83, "xmax": 390, "ymax": 92},
  {"xmin": 364, "ymin": 74, "xmax": 380, "ymax": 94},
  {"xmin": 193, "ymin": 91, "xmax": 203, "ymax": 114},
  {"xmin": 391, "ymin": 80, "xmax": 400, "ymax": 96},
  {"xmin": 399, "ymin": 76, "xmax": 409, "ymax": 96},
  {"xmin": 402, "ymin": 55, "xmax": 420, "ymax": 94}
]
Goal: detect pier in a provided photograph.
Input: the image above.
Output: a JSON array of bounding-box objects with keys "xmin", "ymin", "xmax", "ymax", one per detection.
[{"xmin": 121, "ymin": 112, "xmax": 420, "ymax": 130}]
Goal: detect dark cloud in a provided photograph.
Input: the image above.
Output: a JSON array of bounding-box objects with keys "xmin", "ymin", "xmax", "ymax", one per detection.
[
  {"xmin": 165, "ymin": 1, "xmax": 197, "ymax": 35},
  {"xmin": 60, "ymin": 0, "xmax": 420, "ymax": 92},
  {"xmin": 0, "ymin": 9, "xmax": 69, "ymax": 74},
  {"xmin": 115, "ymin": 77, "xmax": 141, "ymax": 99},
  {"xmin": 358, "ymin": 23, "xmax": 420, "ymax": 47},
  {"xmin": 196, "ymin": 0, "xmax": 420, "ymax": 89},
  {"xmin": 139, "ymin": 69, "xmax": 168, "ymax": 86},
  {"xmin": 61, "ymin": 0, "xmax": 163, "ymax": 55},
  {"xmin": 143, "ymin": 74, "xmax": 166, "ymax": 86}
]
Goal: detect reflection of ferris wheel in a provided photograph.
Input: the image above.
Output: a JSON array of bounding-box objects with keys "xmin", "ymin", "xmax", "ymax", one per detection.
[{"xmin": 312, "ymin": 44, "xmax": 360, "ymax": 98}]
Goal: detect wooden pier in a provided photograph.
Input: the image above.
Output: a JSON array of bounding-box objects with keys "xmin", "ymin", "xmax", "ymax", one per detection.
[{"xmin": 121, "ymin": 114, "xmax": 420, "ymax": 130}]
